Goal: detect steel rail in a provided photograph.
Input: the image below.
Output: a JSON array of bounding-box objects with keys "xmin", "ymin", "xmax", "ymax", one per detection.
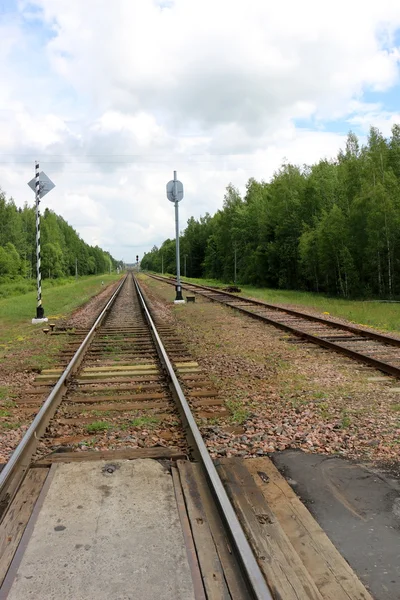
[
  {"xmin": 148, "ymin": 274, "xmax": 400, "ymax": 379},
  {"xmin": 133, "ymin": 275, "xmax": 273, "ymax": 600},
  {"xmin": 0, "ymin": 275, "xmax": 127, "ymax": 516},
  {"xmin": 150, "ymin": 274, "xmax": 400, "ymax": 347}
]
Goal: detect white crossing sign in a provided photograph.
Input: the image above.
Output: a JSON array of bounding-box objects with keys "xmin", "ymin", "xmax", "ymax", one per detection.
[{"xmin": 28, "ymin": 171, "xmax": 55, "ymax": 199}]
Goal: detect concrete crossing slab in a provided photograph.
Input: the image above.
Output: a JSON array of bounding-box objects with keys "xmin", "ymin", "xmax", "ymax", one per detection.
[{"xmin": 5, "ymin": 460, "xmax": 196, "ymax": 600}]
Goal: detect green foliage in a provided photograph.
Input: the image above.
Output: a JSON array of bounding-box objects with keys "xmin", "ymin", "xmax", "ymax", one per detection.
[
  {"xmin": 340, "ymin": 410, "xmax": 352, "ymax": 429},
  {"xmin": 226, "ymin": 399, "xmax": 250, "ymax": 425},
  {"xmin": 0, "ymin": 422, "xmax": 21, "ymax": 430},
  {"xmin": 0, "ymin": 189, "xmax": 123, "ymax": 282},
  {"xmin": 86, "ymin": 421, "xmax": 112, "ymax": 433},
  {"xmin": 142, "ymin": 125, "xmax": 400, "ymax": 299},
  {"xmin": 0, "ymin": 243, "xmax": 21, "ymax": 278},
  {"xmin": 130, "ymin": 416, "xmax": 159, "ymax": 428}
]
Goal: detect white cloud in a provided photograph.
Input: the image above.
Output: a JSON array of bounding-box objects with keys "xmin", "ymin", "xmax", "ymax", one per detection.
[{"xmin": 0, "ymin": 0, "xmax": 400, "ymax": 259}]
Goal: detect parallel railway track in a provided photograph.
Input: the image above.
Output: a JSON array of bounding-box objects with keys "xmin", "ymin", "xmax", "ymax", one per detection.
[
  {"xmin": 150, "ymin": 274, "xmax": 400, "ymax": 379},
  {"xmin": 0, "ymin": 273, "xmax": 273, "ymax": 600}
]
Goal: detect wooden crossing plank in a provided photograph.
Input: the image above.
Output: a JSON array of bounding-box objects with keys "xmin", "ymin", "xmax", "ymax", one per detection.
[
  {"xmin": 171, "ymin": 467, "xmax": 207, "ymax": 600},
  {"xmin": 177, "ymin": 462, "xmax": 232, "ymax": 599},
  {"xmin": 177, "ymin": 461, "xmax": 249, "ymax": 600},
  {"xmin": 34, "ymin": 447, "xmax": 186, "ymax": 465},
  {"xmin": 0, "ymin": 468, "xmax": 49, "ymax": 586},
  {"xmin": 245, "ymin": 458, "xmax": 373, "ymax": 600},
  {"xmin": 217, "ymin": 458, "xmax": 323, "ymax": 600}
]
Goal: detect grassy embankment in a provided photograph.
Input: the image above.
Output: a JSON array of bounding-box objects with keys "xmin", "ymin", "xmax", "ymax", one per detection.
[
  {"xmin": 0, "ymin": 273, "xmax": 122, "ymax": 371},
  {"xmin": 169, "ymin": 274, "xmax": 400, "ymax": 334}
]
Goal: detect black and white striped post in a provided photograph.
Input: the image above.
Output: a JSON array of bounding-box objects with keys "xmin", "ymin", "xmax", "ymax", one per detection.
[
  {"xmin": 35, "ymin": 161, "xmax": 44, "ymax": 319},
  {"xmin": 28, "ymin": 163, "xmax": 55, "ymax": 324}
]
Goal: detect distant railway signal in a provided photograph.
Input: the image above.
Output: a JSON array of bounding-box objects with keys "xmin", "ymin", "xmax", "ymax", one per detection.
[{"xmin": 166, "ymin": 171, "xmax": 184, "ymax": 303}]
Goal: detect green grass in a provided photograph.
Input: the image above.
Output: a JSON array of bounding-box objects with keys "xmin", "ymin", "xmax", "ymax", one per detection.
[
  {"xmin": 86, "ymin": 421, "xmax": 112, "ymax": 433},
  {"xmin": 340, "ymin": 410, "xmax": 352, "ymax": 429},
  {"xmin": 0, "ymin": 422, "xmax": 21, "ymax": 430},
  {"xmin": 316, "ymin": 401, "xmax": 331, "ymax": 420},
  {"xmin": 0, "ymin": 273, "xmax": 122, "ymax": 345},
  {"xmin": 226, "ymin": 399, "xmax": 250, "ymax": 425},
  {"xmin": 177, "ymin": 275, "xmax": 400, "ymax": 334},
  {"xmin": 0, "ymin": 386, "xmax": 11, "ymax": 401},
  {"xmin": 0, "ymin": 279, "xmax": 37, "ymax": 299},
  {"xmin": 130, "ymin": 416, "xmax": 159, "ymax": 428}
]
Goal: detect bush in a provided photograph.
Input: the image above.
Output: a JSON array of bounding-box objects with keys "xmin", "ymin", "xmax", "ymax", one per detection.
[{"xmin": 0, "ymin": 279, "xmax": 35, "ymax": 298}]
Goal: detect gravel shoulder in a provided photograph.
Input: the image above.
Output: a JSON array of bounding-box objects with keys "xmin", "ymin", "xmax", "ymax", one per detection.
[{"xmin": 140, "ymin": 275, "xmax": 400, "ymax": 465}]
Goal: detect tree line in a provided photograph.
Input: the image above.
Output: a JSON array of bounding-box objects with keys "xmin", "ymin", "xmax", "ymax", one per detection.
[
  {"xmin": 0, "ymin": 190, "xmax": 122, "ymax": 282},
  {"xmin": 142, "ymin": 126, "xmax": 400, "ymax": 298}
]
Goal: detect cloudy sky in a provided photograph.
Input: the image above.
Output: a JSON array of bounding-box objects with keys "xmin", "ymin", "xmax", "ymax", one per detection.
[{"xmin": 1, "ymin": 0, "xmax": 400, "ymax": 261}]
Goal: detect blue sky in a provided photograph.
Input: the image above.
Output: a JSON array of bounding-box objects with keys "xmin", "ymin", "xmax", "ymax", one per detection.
[{"xmin": 1, "ymin": 0, "xmax": 400, "ymax": 260}]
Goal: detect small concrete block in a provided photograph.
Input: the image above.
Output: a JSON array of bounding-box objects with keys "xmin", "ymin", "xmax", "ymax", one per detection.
[
  {"xmin": 31, "ymin": 318, "xmax": 49, "ymax": 325},
  {"xmin": 367, "ymin": 377, "xmax": 390, "ymax": 382},
  {"xmin": 174, "ymin": 299, "xmax": 185, "ymax": 304}
]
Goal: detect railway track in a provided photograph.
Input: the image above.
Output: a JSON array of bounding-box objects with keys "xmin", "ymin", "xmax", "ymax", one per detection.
[
  {"xmin": 0, "ymin": 272, "xmax": 272, "ymax": 600},
  {"xmin": 149, "ymin": 274, "xmax": 400, "ymax": 379},
  {"xmin": 0, "ymin": 273, "xmax": 374, "ymax": 600}
]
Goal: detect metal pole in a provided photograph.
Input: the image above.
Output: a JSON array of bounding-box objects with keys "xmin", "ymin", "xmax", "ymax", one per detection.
[
  {"xmin": 35, "ymin": 161, "xmax": 44, "ymax": 319},
  {"xmin": 174, "ymin": 170, "xmax": 183, "ymax": 301}
]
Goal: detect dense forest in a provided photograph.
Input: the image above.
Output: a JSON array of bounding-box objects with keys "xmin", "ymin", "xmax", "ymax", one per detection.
[
  {"xmin": 142, "ymin": 126, "xmax": 400, "ymax": 298},
  {"xmin": 0, "ymin": 191, "xmax": 122, "ymax": 283}
]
